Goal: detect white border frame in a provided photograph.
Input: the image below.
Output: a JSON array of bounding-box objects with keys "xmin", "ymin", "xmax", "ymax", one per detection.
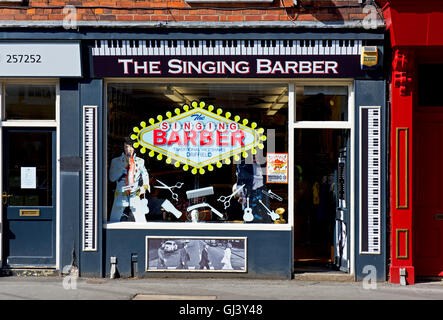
[
  {"xmin": 359, "ymin": 105, "xmax": 381, "ymax": 255},
  {"xmin": 103, "ymin": 78, "xmax": 293, "ymax": 232},
  {"xmin": 145, "ymin": 235, "xmax": 248, "ymax": 273},
  {"xmin": 292, "ymin": 79, "xmax": 355, "ymax": 275},
  {"xmin": 0, "ymin": 79, "xmax": 60, "ymax": 270}
]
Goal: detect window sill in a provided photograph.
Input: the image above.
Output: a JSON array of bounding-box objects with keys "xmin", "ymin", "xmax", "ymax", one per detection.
[{"xmin": 104, "ymin": 221, "xmax": 291, "ymax": 231}]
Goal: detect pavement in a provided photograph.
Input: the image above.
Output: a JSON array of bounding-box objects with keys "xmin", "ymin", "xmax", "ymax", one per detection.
[{"xmin": 0, "ymin": 275, "xmax": 442, "ymax": 301}]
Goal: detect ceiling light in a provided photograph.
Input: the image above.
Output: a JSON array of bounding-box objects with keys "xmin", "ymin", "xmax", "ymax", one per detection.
[{"xmin": 164, "ymin": 86, "xmax": 187, "ymax": 103}]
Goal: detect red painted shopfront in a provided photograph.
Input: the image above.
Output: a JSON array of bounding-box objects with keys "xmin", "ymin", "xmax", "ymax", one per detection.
[{"xmin": 379, "ymin": 0, "xmax": 443, "ymax": 284}]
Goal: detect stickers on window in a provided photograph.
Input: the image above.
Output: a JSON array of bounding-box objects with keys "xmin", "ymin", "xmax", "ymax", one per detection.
[
  {"xmin": 266, "ymin": 153, "xmax": 288, "ymax": 184},
  {"xmin": 130, "ymin": 101, "xmax": 266, "ymax": 174}
]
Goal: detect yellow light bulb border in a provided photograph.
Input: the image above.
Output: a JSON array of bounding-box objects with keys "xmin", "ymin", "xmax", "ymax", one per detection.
[{"xmin": 130, "ymin": 100, "xmax": 266, "ymax": 175}]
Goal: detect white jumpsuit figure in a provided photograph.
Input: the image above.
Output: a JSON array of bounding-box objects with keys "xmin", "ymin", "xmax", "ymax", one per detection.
[
  {"xmin": 221, "ymin": 244, "xmax": 233, "ymax": 270},
  {"xmin": 109, "ymin": 152, "xmax": 150, "ymax": 222}
]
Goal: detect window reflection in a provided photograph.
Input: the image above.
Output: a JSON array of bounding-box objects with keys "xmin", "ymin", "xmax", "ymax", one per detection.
[
  {"xmin": 5, "ymin": 84, "xmax": 56, "ymax": 120},
  {"xmin": 296, "ymin": 86, "xmax": 348, "ymax": 121}
]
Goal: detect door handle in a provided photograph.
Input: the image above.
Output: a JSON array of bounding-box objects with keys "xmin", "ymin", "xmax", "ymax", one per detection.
[{"xmin": 2, "ymin": 192, "xmax": 12, "ymax": 205}]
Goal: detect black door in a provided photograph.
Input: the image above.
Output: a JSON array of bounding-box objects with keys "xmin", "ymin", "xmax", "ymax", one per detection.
[{"xmin": 2, "ymin": 128, "xmax": 56, "ymax": 267}]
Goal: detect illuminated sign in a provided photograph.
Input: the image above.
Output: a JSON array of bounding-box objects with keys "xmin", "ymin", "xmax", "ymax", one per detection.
[{"xmin": 131, "ymin": 101, "xmax": 266, "ymax": 174}]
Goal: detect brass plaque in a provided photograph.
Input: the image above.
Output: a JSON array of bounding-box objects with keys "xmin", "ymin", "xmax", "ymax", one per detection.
[{"xmin": 20, "ymin": 209, "xmax": 40, "ymax": 217}]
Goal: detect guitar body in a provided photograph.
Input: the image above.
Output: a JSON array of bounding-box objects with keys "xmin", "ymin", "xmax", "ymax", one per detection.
[
  {"xmin": 268, "ymin": 211, "xmax": 280, "ymax": 221},
  {"xmin": 243, "ymin": 197, "xmax": 254, "ymax": 222}
]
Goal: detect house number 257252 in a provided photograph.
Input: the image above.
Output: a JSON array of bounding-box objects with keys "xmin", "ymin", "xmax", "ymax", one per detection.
[{"xmin": 6, "ymin": 54, "xmax": 42, "ymax": 63}]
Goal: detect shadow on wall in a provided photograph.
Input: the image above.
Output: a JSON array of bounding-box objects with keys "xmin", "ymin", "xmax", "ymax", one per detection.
[{"xmin": 285, "ymin": 0, "xmax": 347, "ymax": 25}]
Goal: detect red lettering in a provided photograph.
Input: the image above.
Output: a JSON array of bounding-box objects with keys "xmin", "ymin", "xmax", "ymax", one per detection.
[
  {"xmin": 153, "ymin": 130, "xmax": 167, "ymax": 145},
  {"xmin": 229, "ymin": 122, "xmax": 239, "ymax": 132},
  {"xmin": 160, "ymin": 121, "xmax": 169, "ymax": 131},
  {"xmin": 184, "ymin": 131, "xmax": 197, "ymax": 145},
  {"xmin": 195, "ymin": 122, "xmax": 204, "ymax": 131},
  {"xmin": 231, "ymin": 130, "xmax": 245, "ymax": 146},
  {"xmin": 184, "ymin": 122, "xmax": 192, "ymax": 131},
  {"xmin": 200, "ymin": 130, "xmax": 213, "ymax": 146},
  {"xmin": 216, "ymin": 131, "xmax": 229, "ymax": 146},
  {"xmin": 218, "ymin": 122, "xmax": 227, "ymax": 132},
  {"xmin": 167, "ymin": 131, "xmax": 182, "ymax": 145}
]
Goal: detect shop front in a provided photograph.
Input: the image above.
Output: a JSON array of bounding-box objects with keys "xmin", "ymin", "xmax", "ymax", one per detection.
[
  {"xmin": 85, "ymin": 31, "xmax": 387, "ymax": 280},
  {"xmin": 380, "ymin": 0, "xmax": 443, "ymax": 284},
  {"xmin": 0, "ymin": 29, "xmax": 387, "ymax": 281}
]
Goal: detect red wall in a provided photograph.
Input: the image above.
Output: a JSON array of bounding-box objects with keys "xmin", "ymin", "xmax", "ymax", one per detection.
[{"xmin": 382, "ymin": 0, "xmax": 443, "ymax": 284}]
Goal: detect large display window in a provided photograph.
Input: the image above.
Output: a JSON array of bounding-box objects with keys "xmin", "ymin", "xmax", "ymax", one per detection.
[{"xmin": 106, "ymin": 82, "xmax": 289, "ymax": 225}]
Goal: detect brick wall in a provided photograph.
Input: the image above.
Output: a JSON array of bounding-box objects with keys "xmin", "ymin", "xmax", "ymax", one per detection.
[{"xmin": 0, "ymin": 0, "xmax": 373, "ymax": 23}]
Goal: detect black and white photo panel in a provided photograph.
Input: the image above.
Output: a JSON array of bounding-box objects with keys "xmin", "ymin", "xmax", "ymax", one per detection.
[{"xmin": 145, "ymin": 236, "xmax": 247, "ymax": 272}]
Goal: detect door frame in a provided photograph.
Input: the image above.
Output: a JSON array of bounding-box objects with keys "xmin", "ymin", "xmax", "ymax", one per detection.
[
  {"xmin": 0, "ymin": 79, "xmax": 60, "ymax": 270},
  {"xmin": 291, "ymin": 79, "xmax": 355, "ymax": 275}
]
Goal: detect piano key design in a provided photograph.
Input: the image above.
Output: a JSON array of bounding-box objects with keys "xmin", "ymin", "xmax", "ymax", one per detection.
[
  {"xmin": 91, "ymin": 39, "xmax": 363, "ymax": 57},
  {"xmin": 83, "ymin": 106, "xmax": 98, "ymax": 252},
  {"xmin": 360, "ymin": 106, "xmax": 381, "ymax": 254}
]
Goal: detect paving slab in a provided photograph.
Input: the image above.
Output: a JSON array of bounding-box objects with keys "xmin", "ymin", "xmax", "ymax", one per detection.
[{"xmin": 0, "ymin": 275, "xmax": 442, "ymax": 300}]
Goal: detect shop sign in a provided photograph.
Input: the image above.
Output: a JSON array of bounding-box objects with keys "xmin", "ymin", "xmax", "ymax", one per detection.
[
  {"xmin": 93, "ymin": 55, "xmax": 365, "ymax": 78},
  {"xmin": 0, "ymin": 42, "xmax": 82, "ymax": 77},
  {"xmin": 131, "ymin": 101, "xmax": 266, "ymax": 174},
  {"xmin": 266, "ymin": 153, "xmax": 288, "ymax": 184}
]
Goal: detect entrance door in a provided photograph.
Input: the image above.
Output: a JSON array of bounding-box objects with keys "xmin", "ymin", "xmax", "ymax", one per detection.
[
  {"xmin": 415, "ymin": 112, "xmax": 443, "ymax": 276},
  {"xmin": 1, "ymin": 128, "xmax": 56, "ymax": 267},
  {"xmin": 293, "ymin": 129, "xmax": 350, "ymax": 270}
]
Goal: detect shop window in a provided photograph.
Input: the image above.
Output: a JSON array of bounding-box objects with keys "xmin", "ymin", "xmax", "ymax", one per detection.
[
  {"xmin": 4, "ymin": 84, "xmax": 56, "ymax": 120},
  {"xmin": 418, "ymin": 64, "xmax": 443, "ymax": 106},
  {"xmin": 295, "ymin": 86, "xmax": 348, "ymax": 121},
  {"xmin": 106, "ymin": 82, "xmax": 288, "ymax": 224}
]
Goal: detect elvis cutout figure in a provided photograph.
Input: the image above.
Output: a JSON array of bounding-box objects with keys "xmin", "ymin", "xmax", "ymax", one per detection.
[{"xmin": 109, "ymin": 138, "xmax": 183, "ymax": 222}]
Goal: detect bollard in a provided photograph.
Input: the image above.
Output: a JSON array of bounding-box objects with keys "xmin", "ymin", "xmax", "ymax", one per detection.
[
  {"xmin": 110, "ymin": 256, "xmax": 118, "ymax": 279},
  {"xmin": 131, "ymin": 254, "xmax": 138, "ymax": 278},
  {"xmin": 399, "ymin": 268, "xmax": 407, "ymax": 286}
]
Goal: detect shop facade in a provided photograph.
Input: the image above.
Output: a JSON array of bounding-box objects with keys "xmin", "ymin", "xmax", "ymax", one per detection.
[
  {"xmin": 0, "ymin": 25, "xmax": 386, "ymax": 280},
  {"xmin": 379, "ymin": 0, "xmax": 443, "ymax": 284}
]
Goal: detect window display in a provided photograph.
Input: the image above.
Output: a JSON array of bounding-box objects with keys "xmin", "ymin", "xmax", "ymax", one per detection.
[{"xmin": 107, "ymin": 82, "xmax": 289, "ymax": 224}]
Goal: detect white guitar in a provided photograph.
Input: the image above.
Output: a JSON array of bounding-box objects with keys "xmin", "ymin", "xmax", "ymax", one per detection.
[
  {"xmin": 243, "ymin": 197, "xmax": 254, "ymax": 222},
  {"xmin": 258, "ymin": 199, "xmax": 280, "ymax": 221}
]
